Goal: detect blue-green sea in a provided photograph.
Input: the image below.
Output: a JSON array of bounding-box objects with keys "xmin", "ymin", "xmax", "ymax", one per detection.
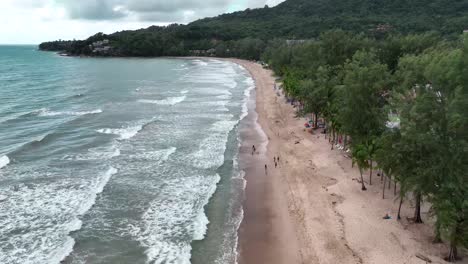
[{"xmin": 0, "ymin": 46, "xmax": 254, "ymax": 264}]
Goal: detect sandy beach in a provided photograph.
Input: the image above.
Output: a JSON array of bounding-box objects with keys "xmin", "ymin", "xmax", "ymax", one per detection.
[{"xmin": 229, "ymin": 59, "xmax": 466, "ymax": 264}]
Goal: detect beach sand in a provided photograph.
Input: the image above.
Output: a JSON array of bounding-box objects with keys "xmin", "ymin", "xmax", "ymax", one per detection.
[{"xmin": 228, "ymin": 59, "xmax": 465, "ymax": 264}]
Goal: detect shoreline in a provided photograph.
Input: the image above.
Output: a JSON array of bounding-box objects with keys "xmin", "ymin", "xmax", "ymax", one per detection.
[
  {"xmin": 231, "ymin": 58, "xmax": 301, "ymax": 264},
  {"xmin": 227, "ymin": 59, "xmax": 462, "ymax": 264}
]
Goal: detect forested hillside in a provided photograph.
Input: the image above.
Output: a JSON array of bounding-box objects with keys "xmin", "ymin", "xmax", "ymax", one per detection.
[
  {"xmin": 192, "ymin": 0, "xmax": 468, "ymax": 38},
  {"xmin": 39, "ymin": 0, "xmax": 468, "ymax": 57}
]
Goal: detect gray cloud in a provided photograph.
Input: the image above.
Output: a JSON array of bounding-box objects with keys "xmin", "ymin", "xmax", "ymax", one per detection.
[
  {"xmin": 126, "ymin": 0, "xmax": 232, "ymax": 13},
  {"xmin": 62, "ymin": 0, "xmax": 284, "ymax": 22},
  {"xmin": 125, "ymin": 0, "xmax": 235, "ymax": 22},
  {"xmin": 14, "ymin": 0, "xmax": 284, "ymax": 23},
  {"xmin": 64, "ymin": 1, "xmax": 128, "ymax": 20}
]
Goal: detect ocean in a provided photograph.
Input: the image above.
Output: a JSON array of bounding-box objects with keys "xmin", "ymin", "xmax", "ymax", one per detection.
[{"xmin": 0, "ymin": 46, "xmax": 254, "ymax": 264}]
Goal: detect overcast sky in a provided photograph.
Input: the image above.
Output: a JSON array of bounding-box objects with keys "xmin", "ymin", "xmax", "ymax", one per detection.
[{"xmin": 1, "ymin": 0, "xmax": 285, "ymax": 44}]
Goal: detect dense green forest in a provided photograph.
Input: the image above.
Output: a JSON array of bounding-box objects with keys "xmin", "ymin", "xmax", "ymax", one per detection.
[
  {"xmin": 263, "ymin": 30, "xmax": 467, "ymax": 262},
  {"xmin": 39, "ymin": 0, "xmax": 468, "ymax": 57}
]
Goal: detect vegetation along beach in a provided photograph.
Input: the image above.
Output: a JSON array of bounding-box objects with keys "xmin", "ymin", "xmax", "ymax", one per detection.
[{"xmin": 1, "ymin": 0, "xmax": 467, "ymax": 263}]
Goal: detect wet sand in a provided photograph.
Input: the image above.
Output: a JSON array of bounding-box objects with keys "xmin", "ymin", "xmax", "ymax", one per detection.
[{"xmin": 236, "ymin": 74, "xmax": 300, "ymax": 264}]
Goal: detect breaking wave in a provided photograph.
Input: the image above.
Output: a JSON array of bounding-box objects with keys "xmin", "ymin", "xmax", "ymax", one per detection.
[
  {"xmin": 97, "ymin": 125, "xmax": 143, "ymax": 140},
  {"xmin": 138, "ymin": 96, "xmax": 186, "ymax": 106},
  {"xmin": 0, "ymin": 155, "xmax": 10, "ymax": 169},
  {"xmin": 38, "ymin": 108, "xmax": 102, "ymax": 117}
]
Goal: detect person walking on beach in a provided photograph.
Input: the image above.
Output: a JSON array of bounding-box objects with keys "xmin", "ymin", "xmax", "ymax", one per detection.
[
  {"xmin": 275, "ymin": 161, "xmax": 278, "ymax": 168},
  {"xmin": 252, "ymin": 145, "xmax": 256, "ymax": 155},
  {"xmin": 273, "ymin": 156, "xmax": 276, "ymax": 163},
  {"xmin": 265, "ymin": 164, "xmax": 268, "ymax": 174}
]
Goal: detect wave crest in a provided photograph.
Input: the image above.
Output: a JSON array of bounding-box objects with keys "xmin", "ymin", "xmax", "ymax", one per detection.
[
  {"xmin": 38, "ymin": 109, "xmax": 102, "ymax": 117},
  {"xmin": 138, "ymin": 96, "xmax": 186, "ymax": 106},
  {"xmin": 97, "ymin": 125, "xmax": 143, "ymax": 140},
  {"xmin": 0, "ymin": 155, "xmax": 10, "ymax": 169}
]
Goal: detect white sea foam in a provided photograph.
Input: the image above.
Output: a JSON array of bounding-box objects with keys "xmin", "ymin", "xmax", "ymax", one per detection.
[
  {"xmin": 174, "ymin": 67, "xmax": 189, "ymax": 71},
  {"xmin": 38, "ymin": 108, "xmax": 102, "ymax": 117},
  {"xmin": 181, "ymin": 90, "xmax": 189, "ymax": 94},
  {"xmin": 193, "ymin": 60, "xmax": 208, "ymax": 66},
  {"xmin": 0, "ymin": 155, "xmax": 10, "ymax": 169},
  {"xmin": 192, "ymin": 175, "xmax": 219, "ymax": 240},
  {"xmin": 190, "ymin": 120, "xmax": 238, "ymax": 169},
  {"xmin": 240, "ymin": 77, "xmax": 255, "ymax": 120},
  {"xmin": 193, "ymin": 87, "xmax": 232, "ymax": 97},
  {"xmin": 204, "ymin": 100, "xmax": 230, "ymax": 112},
  {"xmin": 226, "ymin": 80, "xmax": 237, "ymax": 89},
  {"xmin": 214, "ymin": 199, "xmax": 244, "ymax": 264},
  {"xmin": 0, "ymin": 167, "xmax": 117, "ymax": 264},
  {"xmin": 131, "ymin": 147, "xmax": 176, "ymax": 161},
  {"xmin": 138, "ymin": 96, "xmax": 186, "ymax": 106},
  {"xmin": 49, "ymin": 237, "xmax": 76, "ymax": 264},
  {"xmin": 97, "ymin": 125, "xmax": 143, "ymax": 140},
  {"xmin": 184, "ymin": 73, "xmax": 236, "ymax": 89},
  {"xmin": 93, "ymin": 167, "xmax": 117, "ymax": 196},
  {"xmin": 132, "ymin": 174, "xmax": 221, "ymax": 264},
  {"xmin": 96, "ymin": 145, "xmax": 121, "ymax": 159},
  {"xmin": 62, "ymin": 144, "xmax": 121, "ymax": 161},
  {"xmin": 0, "ymin": 108, "xmax": 51, "ymax": 123},
  {"xmin": 216, "ymin": 94, "xmax": 232, "ymax": 100}
]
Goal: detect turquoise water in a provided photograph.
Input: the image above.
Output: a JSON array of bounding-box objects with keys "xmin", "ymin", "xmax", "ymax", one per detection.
[{"xmin": 0, "ymin": 46, "xmax": 253, "ymax": 264}]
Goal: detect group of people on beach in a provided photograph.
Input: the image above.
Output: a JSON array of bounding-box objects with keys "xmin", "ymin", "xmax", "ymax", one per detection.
[
  {"xmin": 273, "ymin": 156, "xmax": 280, "ymax": 168},
  {"xmin": 265, "ymin": 156, "xmax": 280, "ymax": 174},
  {"xmin": 252, "ymin": 145, "xmax": 280, "ymax": 175}
]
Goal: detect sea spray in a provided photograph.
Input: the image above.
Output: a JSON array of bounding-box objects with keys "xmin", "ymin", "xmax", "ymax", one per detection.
[{"xmin": 0, "ymin": 155, "xmax": 10, "ymax": 169}]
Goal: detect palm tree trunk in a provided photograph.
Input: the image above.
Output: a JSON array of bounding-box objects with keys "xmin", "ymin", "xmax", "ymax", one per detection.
[
  {"xmin": 394, "ymin": 179, "xmax": 397, "ymax": 196},
  {"xmin": 433, "ymin": 219, "xmax": 442, "ymax": 243},
  {"xmin": 369, "ymin": 160, "xmax": 373, "ymax": 185},
  {"xmin": 446, "ymin": 220, "xmax": 463, "ymax": 261},
  {"xmin": 314, "ymin": 112, "xmax": 318, "ymax": 129},
  {"xmin": 359, "ymin": 167, "xmax": 367, "ymax": 191},
  {"xmin": 397, "ymin": 196, "xmax": 403, "ymax": 220},
  {"xmin": 445, "ymin": 227, "xmax": 461, "ymax": 262},
  {"xmin": 447, "ymin": 240, "xmax": 458, "ymax": 262},
  {"xmin": 382, "ymin": 173, "xmax": 386, "ymax": 199},
  {"xmin": 414, "ymin": 192, "xmax": 423, "ymax": 223},
  {"xmin": 331, "ymin": 128, "xmax": 335, "ymax": 150}
]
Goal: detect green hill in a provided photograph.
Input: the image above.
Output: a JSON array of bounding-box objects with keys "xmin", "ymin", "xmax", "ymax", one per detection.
[
  {"xmin": 39, "ymin": 0, "xmax": 468, "ymax": 57},
  {"xmin": 192, "ymin": 0, "xmax": 468, "ymax": 38}
]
